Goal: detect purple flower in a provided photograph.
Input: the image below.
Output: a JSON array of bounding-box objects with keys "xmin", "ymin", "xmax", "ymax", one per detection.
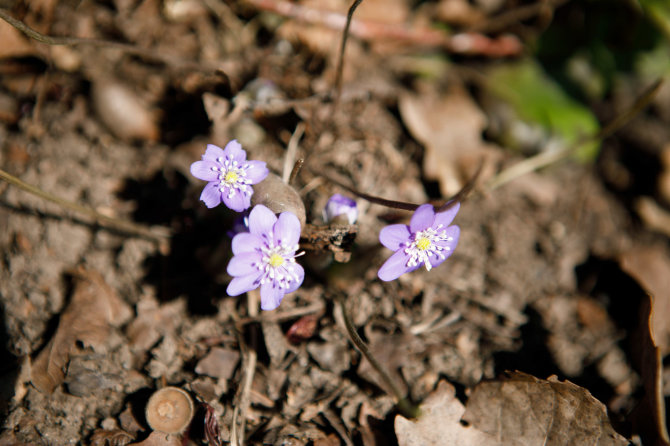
[
  {"xmin": 190, "ymin": 141, "xmax": 269, "ymax": 212},
  {"xmin": 377, "ymin": 203, "xmax": 460, "ymax": 281},
  {"xmin": 226, "ymin": 205, "xmax": 304, "ymax": 310},
  {"xmin": 323, "ymin": 194, "xmax": 358, "ymax": 224}
]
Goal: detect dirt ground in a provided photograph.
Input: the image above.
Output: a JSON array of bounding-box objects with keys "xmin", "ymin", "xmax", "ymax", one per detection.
[{"xmin": 1, "ymin": 0, "xmax": 670, "ymax": 445}]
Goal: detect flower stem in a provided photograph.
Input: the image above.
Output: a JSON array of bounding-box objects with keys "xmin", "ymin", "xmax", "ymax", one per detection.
[{"xmin": 338, "ymin": 296, "xmax": 421, "ymax": 419}]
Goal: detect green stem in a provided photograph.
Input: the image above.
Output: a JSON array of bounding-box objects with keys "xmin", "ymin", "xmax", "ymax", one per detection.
[
  {"xmin": 338, "ymin": 296, "xmax": 421, "ymax": 419},
  {"xmin": 0, "ymin": 168, "xmax": 170, "ymax": 241}
]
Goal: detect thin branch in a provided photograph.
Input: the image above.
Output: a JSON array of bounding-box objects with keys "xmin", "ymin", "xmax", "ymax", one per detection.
[
  {"xmin": 338, "ymin": 296, "xmax": 420, "ymax": 419},
  {"xmin": 0, "ymin": 8, "xmax": 208, "ymax": 70},
  {"xmin": 314, "ymin": 160, "xmax": 482, "ymax": 213},
  {"xmin": 0, "ymin": 168, "xmax": 170, "ymax": 241},
  {"xmin": 334, "ymin": 0, "xmax": 363, "ymax": 108}
]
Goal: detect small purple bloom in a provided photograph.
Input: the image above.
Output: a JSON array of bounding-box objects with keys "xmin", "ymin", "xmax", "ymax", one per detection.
[
  {"xmin": 323, "ymin": 194, "xmax": 358, "ymax": 224},
  {"xmin": 377, "ymin": 203, "xmax": 460, "ymax": 282},
  {"xmin": 190, "ymin": 140, "xmax": 269, "ymax": 212},
  {"xmin": 226, "ymin": 205, "xmax": 304, "ymax": 310}
]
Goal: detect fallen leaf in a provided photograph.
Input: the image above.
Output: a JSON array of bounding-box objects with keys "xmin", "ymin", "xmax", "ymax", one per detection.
[
  {"xmin": 194, "ymin": 347, "xmax": 240, "ymax": 380},
  {"xmin": 395, "ymin": 381, "xmax": 494, "ymax": 446},
  {"xmin": 462, "ymin": 371, "xmax": 629, "ymax": 446},
  {"xmin": 0, "ymin": 17, "xmax": 38, "ymax": 60},
  {"xmin": 620, "ymin": 245, "xmax": 670, "ymax": 353},
  {"xmin": 620, "ymin": 246, "xmax": 670, "ymax": 445},
  {"xmin": 31, "ymin": 267, "xmax": 132, "ymax": 394},
  {"xmin": 399, "ymin": 86, "xmax": 499, "ymax": 196}
]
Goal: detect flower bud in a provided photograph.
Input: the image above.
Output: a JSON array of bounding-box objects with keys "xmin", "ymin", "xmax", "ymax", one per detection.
[{"xmin": 323, "ymin": 194, "xmax": 357, "ymax": 224}]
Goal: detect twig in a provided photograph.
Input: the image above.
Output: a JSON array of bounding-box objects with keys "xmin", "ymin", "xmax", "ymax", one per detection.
[
  {"xmin": 282, "ymin": 122, "xmax": 305, "ymax": 183},
  {"xmin": 313, "ymin": 160, "xmax": 482, "ymax": 213},
  {"xmin": 334, "ymin": 0, "xmax": 363, "ymax": 108},
  {"xmin": 486, "ymin": 78, "xmax": 664, "ymax": 190},
  {"xmin": 338, "ymin": 296, "xmax": 420, "ymax": 419},
  {"xmin": 230, "ymin": 289, "xmax": 260, "ymax": 446},
  {"xmin": 0, "ymin": 8, "xmax": 208, "ymax": 70},
  {"xmin": 0, "ymin": 168, "xmax": 170, "ymax": 241}
]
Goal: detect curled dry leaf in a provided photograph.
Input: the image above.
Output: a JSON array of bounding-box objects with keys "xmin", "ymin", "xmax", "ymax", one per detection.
[
  {"xmin": 461, "ymin": 371, "xmax": 629, "ymax": 446},
  {"xmin": 31, "ymin": 267, "xmax": 132, "ymax": 394},
  {"xmin": 395, "ymin": 380, "xmax": 493, "ymax": 446},
  {"xmin": 619, "ymin": 246, "xmax": 670, "ymax": 445},
  {"xmin": 399, "ymin": 86, "xmax": 499, "ymax": 197}
]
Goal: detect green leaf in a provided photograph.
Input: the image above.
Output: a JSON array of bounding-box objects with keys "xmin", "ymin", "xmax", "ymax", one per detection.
[{"xmin": 486, "ymin": 60, "xmax": 601, "ymax": 162}]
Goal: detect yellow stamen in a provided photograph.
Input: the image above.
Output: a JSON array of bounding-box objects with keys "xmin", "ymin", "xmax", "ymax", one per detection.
[
  {"xmin": 268, "ymin": 253, "xmax": 284, "ymax": 267},
  {"xmin": 225, "ymin": 171, "xmax": 239, "ymax": 183},
  {"xmin": 416, "ymin": 238, "xmax": 431, "ymax": 251}
]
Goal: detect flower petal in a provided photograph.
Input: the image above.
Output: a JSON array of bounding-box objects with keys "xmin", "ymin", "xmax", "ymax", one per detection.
[
  {"xmin": 379, "ymin": 224, "xmax": 410, "ymax": 250},
  {"xmin": 244, "ymin": 160, "xmax": 269, "ymax": 184},
  {"xmin": 227, "ymin": 251, "xmax": 262, "ymax": 276},
  {"xmin": 284, "ymin": 263, "xmax": 304, "ymax": 294},
  {"xmin": 190, "ymin": 160, "xmax": 219, "ymax": 181},
  {"xmin": 274, "ymin": 211, "xmax": 301, "ymax": 247},
  {"xmin": 248, "ymin": 205, "xmax": 277, "ymax": 238},
  {"xmin": 226, "ymin": 272, "xmax": 262, "ymax": 296},
  {"xmin": 200, "ymin": 182, "xmax": 223, "ymax": 208},
  {"xmin": 409, "ymin": 204, "xmax": 436, "ymax": 233},
  {"xmin": 232, "ymin": 232, "xmax": 262, "ymax": 254},
  {"xmin": 223, "ymin": 189, "xmax": 251, "ymax": 212},
  {"xmin": 260, "ymin": 281, "xmax": 285, "ymax": 311},
  {"xmin": 434, "ymin": 202, "xmax": 461, "ymax": 228},
  {"xmin": 377, "ymin": 250, "xmax": 412, "ymax": 281},
  {"xmin": 203, "ymin": 144, "xmax": 225, "ymax": 162},
  {"xmin": 222, "ymin": 140, "xmax": 246, "ymax": 162}
]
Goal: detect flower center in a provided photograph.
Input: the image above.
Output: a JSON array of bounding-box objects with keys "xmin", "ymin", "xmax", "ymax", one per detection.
[
  {"xmin": 404, "ymin": 225, "xmax": 453, "ymax": 271},
  {"xmin": 214, "ymin": 155, "xmax": 252, "ymax": 198},
  {"xmin": 416, "ymin": 237, "xmax": 431, "ymax": 251},
  {"xmin": 256, "ymin": 241, "xmax": 302, "ymax": 290},
  {"xmin": 268, "ymin": 253, "xmax": 284, "ymax": 267},
  {"xmin": 224, "ymin": 171, "xmax": 239, "ymax": 183}
]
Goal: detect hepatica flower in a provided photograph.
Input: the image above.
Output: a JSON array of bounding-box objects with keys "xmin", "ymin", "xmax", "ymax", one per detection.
[
  {"xmin": 190, "ymin": 140, "xmax": 269, "ymax": 212},
  {"xmin": 323, "ymin": 193, "xmax": 358, "ymax": 224},
  {"xmin": 227, "ymin": 205, "xmax": 304, "ymax": 310},
  {"xmin": 378, "ymin": 203, "xmax": 460, "ymax": 281}
]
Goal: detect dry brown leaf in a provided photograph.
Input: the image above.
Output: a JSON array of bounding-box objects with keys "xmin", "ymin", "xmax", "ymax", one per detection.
[
  {"xmin": 620, "ymin": 246, "xmax": 670, "ymax": 445},
  {"xmin": 0, "ymin": 17, "xmax": 39, "ymax": 60},
  {"xmin": 461, "ymin": 371, "xmax": 629, "ymax": 446},
  {"xmin": 30, "ymin": 267, "xmax": 131, "ymax": 394},
  {"xmin": 399, "ymin": 86, "xmax": 499, "ymax": 196},
  {"xmin": 125, "ymin": 296, "xmax": 185, "ymax": 352},
  {"xmin": 194, "ymin": 347, "xmax": 240, "ymax": 380},
  {"xmin": 620, "ymin": 246, "xmax": 670, "ymax": 353},
  {"xmin": 395, "ymin": 381, "xmax": 495, "ymax": 446}
]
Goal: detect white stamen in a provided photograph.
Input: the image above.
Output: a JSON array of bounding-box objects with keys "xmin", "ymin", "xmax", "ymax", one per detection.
[{"xmin": 404, "ymin": 224, "xmax": 453, "ymax": 271}]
